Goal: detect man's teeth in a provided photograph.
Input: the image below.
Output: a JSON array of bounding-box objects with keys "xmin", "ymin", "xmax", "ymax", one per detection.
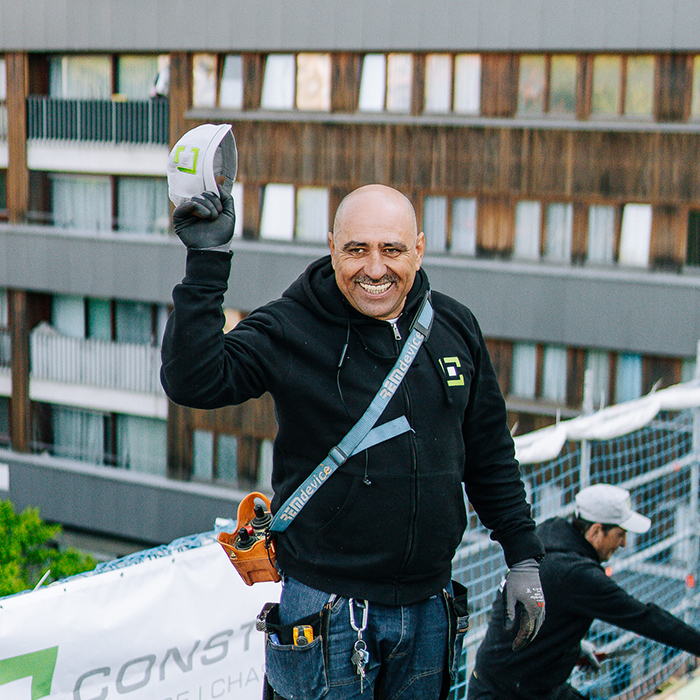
[{"xmin": 359, "ymin": 281, "xmax": 392, "ymax": 294}]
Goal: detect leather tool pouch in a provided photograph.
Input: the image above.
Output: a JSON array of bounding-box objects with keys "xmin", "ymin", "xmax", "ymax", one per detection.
[
  {"xmin": 258, "ymin": 600, "xmax": 332, "ymax": 700},
  {"xmin": 217, "ymin": 492, "xmax": 281, "ymax": 585}
]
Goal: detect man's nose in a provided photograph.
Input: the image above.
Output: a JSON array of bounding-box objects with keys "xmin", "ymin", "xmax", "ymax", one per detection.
[{"xmin": 364, "ymin": 249, "xmax": 387, "ymax": 279}]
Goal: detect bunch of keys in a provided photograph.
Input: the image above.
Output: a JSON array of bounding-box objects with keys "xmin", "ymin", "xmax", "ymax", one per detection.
[{"xmin": 349, "ymin": 598, "xmax": 370, "ymax": 693}]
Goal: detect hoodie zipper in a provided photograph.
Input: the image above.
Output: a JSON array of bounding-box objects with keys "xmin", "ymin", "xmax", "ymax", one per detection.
[{"xmin": 387, "ymin": 320, "xmax": 419, "ymax": 589}]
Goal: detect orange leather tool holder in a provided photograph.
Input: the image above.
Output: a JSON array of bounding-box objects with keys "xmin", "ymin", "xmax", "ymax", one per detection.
[{"xmin": 218, "ymin": 492, "xmax": 281, "ymax": 586}]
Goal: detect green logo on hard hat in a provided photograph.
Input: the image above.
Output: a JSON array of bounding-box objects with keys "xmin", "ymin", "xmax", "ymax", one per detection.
[{"xmin": 174, "ymin": 145, "xmax": 199, "ymax": 174}]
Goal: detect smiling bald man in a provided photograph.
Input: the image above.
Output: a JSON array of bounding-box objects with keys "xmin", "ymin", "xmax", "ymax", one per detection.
[{"xmin": 162, "ymin": 182, "xmax": 545, "ymax": 700}]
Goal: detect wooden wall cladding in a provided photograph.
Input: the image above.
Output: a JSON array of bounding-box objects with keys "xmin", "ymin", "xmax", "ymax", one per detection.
[{"xmin": 226, "ymin": 119, "xmax": 700, "ymax": 206}]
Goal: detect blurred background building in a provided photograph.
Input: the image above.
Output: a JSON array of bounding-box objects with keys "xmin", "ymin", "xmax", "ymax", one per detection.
[{"xmin": 0, "ymin": 0, "xmax": 699, "ymax": 553}]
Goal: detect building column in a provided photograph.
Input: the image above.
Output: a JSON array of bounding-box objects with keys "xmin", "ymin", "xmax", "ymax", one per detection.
[
  {"xmin": 6, "ymin": 52, "xmax": 29, "ymax": 223},
  {"xmin": 8, "ymin": 290, "xmax": 30, "ymax": 452},
  {"xmin": 168, "ymin": 52, "xmax": 192, "ymax": 146}
]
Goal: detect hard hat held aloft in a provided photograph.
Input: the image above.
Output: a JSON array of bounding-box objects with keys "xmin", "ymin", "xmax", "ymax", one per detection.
[{"xmin": 167, "ymin": 124, "xmax": 237, "ymax": 207}]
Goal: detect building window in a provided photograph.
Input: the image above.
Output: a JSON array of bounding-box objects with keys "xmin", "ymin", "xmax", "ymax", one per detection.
[
  {"xmin": 591, "ymin": 55, "xmax": 655, "ymax": 118},
  {"xmin": 86, "ymin": 299, "xmax": 111, "ymax": 341},
  {"xmin": 615, "ymin": 353, "xmax": 642, "ymax": 403},
  {"xmin": 587, "ymin": 205, "xmax": 616, "ymax": 265},
  {"xmin": 261, "ymin": 54, "xmax": 295, "ymax": 110},
  {"xmin": 386, "ymin": 54, "xmax": 413, "ymax": 113},
  {"xmin": 216, "ymin": 434, "xmax": 240, "ymax": 482},
  {"xmin": 687, "ymin": 210, "xmax": 700, "ymax": 267},
  {"xmin": 541, "ymin": 346, "xmax": 568, "ymax": 402},
  {"xmin": 117, "ymin": 176, "xmax": 169, "ymax": 235},
  {"xmin": 517, "ymin": 54, "xmax": 577, "ymax": 117},
  {"xmin": 193, "ymin": 430, "xmax": 214, "ymax": 480},
  {"xmin": 49, "ymin": 55, "xmax": 111, "ymax": 99},
  {"xmin": 424, "ymin": 54, "xmax": 452, "ymax": 113},
  {"xmin": 296, "ymin": 53, "xmax": 332, "ymax": 111},
  {"xmin": 514, "ymin": 201, "xmax": 541, "ymax": 260},
  {"xmin": 0, "ymin": 57, "xmax": 5, "ymax": 101},
  {"xmin": 511, "ymin": 343, "xmax": 538, "ymax": 399},
  {"xmin": 450, "ymin": 198, "xmax": 477, "ymax": 255},
  {"xmin": 358, "ymin": 54, "xmax": 386, "ymax": 112},
  {"xmin": 191, "ymin": 54, "xmax": 243, "ymax": 108},
  {"xmin": 0, "ymin": 288, "xmax": 7, "ymax": 328},
  {"xmin": 117, "ymin": 55, "xmax": 159, "ymax": 100},
  {"xmin": 549, "ymin": 55, "xmax": 577, "ymax": 115},
  {"xmin": 192, "ymin": 54, "xmax": 218, "ymax": 107},
  {"xmin": 295, "ymin": 187, "xmax": 330, "ymax": 242},
  {"xmin": 591, "ymin": 55, "xmax": 622, "ymax": 117},
  {"xmin": 260, "ymin": 184, "xmax": 295, "ymax": 240},
  {"xmin": 50, "ymin": 174, "xmax": 112, "ymax": 231},
  {"xmin": 51, "ymin": 405, "xmax": 107, "ymax": 464},
  {"xmin": 193, "ymin": 430, "xmax": 247, "ymax": 485},
  {"xmin": 619, "ymin": 203, "xmax": 652, "ymax": 267},
  {"xmin": 585, "ymin": 350, "xmax": 611, "ymax": 409},
  {"xmin": 691, "ymin": 56, "xmax": 700, "ymax": 118},
  {"xmin": 544, "ymin": 203, "xmax": 573, "ymax": 263},
  {"xmin": 518, "ymin": 55, "xmax": 546, "ymax": 114},
  {"xmin": 116, "ymin": 414, "xmax": 167, "ymax": 475},
  {"xmin": 453, "ymin": 54, "xmax": 481, "ymax": 114},
  {"xmin": 682, "ymin": 356, "xmax": 698, "ymax": 382},
  {"xmin": 625, "ymin": 55, "xmax": 654, "ymax": 117},
  {"xmin": 115, "ymin": 301, "xmax": 153, "ymax": 344},
  {"xmin": 219, "ymin": 55, "xmax": 244, "ymax": 109},
  {"xmin": 260, "ymin": 53, "xmax": 332, "ymax": 112},
  {"xmin": 53, "ymin": 295, "xmax": 86, "ymax": 338},
  {"xmin": 422, "ymin": 196, "xmax": 448, "ymax": 251},
  {"xmin": 0, "ymin": 171, "xmax": 6, "ymax": 214}
]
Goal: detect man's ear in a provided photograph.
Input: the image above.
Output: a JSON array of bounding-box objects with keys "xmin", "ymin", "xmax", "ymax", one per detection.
[
  {"xmin": 585, "ymin": 523, "xmax": 603, "ymax": 546},
  {"xmin": 415, "ymin": 231, "xmax": 426, "ymax": 267},
  {"xmin": 328, "ymin": 232, "xmax": 335, "ymax": 267}
]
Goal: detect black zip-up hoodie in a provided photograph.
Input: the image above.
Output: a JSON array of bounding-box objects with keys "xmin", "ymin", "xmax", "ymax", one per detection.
[
  {"xmin": 473, "ymin": 517, "xmax": 700, "ymax": 700},
  {"xmin": 161, "ymin": 250, "xmax": 543, "ymax": 605}
]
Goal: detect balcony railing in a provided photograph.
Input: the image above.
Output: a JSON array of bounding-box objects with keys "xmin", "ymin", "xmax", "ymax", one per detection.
[
  {"xmin": 30, "ymin": 324, "xmax": 163, "ymax": 395},
  {"xmin": 27, "ymin": 96, "xmax": 169, "ymax": 145}
]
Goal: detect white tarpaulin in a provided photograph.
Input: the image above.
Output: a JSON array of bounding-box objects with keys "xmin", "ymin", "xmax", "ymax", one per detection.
[
  {"xmin": 514, "ymin": 379, "xmax": 700, "ymax": 465},
  {"xmin": 0, "ymin": 537, "xmax": 281, "ymax": 700}
]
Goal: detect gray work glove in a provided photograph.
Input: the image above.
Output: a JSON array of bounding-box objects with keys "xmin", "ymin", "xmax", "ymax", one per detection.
[
  {"xmin": 502, "ymin": 557, "xmax": 545, "ymax": 651},
  {"xmin": 172, "ymin": 186, "xmax": 236, "ymax": 251},
  {"xmin": 579, "ymin": 639, "xmax": 602, "ymax": 670}
]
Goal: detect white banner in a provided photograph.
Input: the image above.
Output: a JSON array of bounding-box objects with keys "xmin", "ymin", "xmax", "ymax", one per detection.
[{"xmin": 0, "ymin": 539, "xmax": 281, "ymax": 700}]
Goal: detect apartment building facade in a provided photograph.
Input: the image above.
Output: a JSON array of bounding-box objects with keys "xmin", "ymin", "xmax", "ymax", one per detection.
[{"xmin": 0, "ymin": 0, "xmax": 699, "ymax": 547}]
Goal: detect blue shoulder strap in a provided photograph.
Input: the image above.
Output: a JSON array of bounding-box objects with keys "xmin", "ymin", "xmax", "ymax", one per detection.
[{"xmin": 269, "ymin": 292, "xmax": 433, "ymax": 533}]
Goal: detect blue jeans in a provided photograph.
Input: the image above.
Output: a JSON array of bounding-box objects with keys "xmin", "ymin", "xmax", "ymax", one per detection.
[{"xmin": 264, "ymin": 577, "xmax": 452, "ymax": 700}]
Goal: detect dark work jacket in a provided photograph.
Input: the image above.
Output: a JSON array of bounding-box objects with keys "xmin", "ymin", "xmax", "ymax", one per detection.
[
  {"xmin": 161, "ymin": 250, "xmax": 544, "ymax": 605},
  {"xmin": 473, "ymin": 517, "xmax": 700, "ymax": 700}
]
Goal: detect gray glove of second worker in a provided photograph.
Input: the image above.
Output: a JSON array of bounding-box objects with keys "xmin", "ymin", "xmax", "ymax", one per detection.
[
  {"xmin": 172, "ymin": 186, "xmax": 236, "ymax": 251},
  {"xmin": 579, "ymin": 639, "xmax": 602, "ymax": 670},
  {"xmin": 502, "ymin": 557, "xmax": 546, "ymax": 651}
]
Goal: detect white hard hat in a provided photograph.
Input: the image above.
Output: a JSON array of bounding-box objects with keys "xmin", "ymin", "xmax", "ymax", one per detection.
[{"xmin": 167, "ymin": 124, "xmax": 237, "ymax": 207}]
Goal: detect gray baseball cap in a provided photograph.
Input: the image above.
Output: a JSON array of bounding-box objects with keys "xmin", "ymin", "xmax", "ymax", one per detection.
[
  {"xmin": 575, "ymin": 484, "xmax": 651, "ymax": 533},
  {"xmin": 167, "ymin": 124, "xmax": 237, "ymax": 206}
]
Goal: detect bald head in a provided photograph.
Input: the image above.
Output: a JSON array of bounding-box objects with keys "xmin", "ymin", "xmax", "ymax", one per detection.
[
  {"xmin": 332, "ymin": 184, "xmax": 418, "ymax": 242},
  {"xmin": 328, "ymin": 184, "xmax": 425, "ymax": 320}
]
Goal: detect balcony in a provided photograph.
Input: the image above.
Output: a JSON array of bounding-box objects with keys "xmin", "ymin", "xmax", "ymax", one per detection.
[
  {"xmin": 29, "ymin": 323, "xmax": 167, "ymax": 418},
  {"xmin": 27, "ymin": 96, "xmax": 169, "ymax": 145}
]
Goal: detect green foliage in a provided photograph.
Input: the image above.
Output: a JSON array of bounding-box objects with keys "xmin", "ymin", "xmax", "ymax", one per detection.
[{"xmin": 0, "ymin": 500, "xmax": 97, "ymax": 598}]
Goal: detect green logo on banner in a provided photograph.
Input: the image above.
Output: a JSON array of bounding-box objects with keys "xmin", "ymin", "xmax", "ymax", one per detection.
[{"xmin": 0, "ymin": 647, "xmax": 58, "ymax": 700}]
